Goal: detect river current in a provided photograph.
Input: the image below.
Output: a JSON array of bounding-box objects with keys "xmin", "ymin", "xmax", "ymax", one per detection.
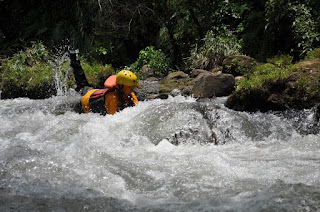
[{"xmin": 0, "ymin": 93, "xmax": 319, "ymax": 211}]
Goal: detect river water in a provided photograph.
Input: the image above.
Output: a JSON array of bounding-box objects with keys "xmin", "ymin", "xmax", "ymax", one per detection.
[{"xmin": 0, "ymin": 93, "xmax": 319, "ymax": 211}]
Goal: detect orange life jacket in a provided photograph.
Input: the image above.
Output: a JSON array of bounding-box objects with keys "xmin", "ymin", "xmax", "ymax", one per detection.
[{"xmin": 81, "ymin": 75, "xmax": 137, "ymax": 115}]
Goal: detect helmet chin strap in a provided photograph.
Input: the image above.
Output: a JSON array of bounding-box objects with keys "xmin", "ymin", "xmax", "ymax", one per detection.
[
  {"xmin": 117, "ymin": 84, "xmax": 134, "ymax": 109},
  {"xmin": 118, "ymin": 84, "xmax": 124, "ymax": 90}
]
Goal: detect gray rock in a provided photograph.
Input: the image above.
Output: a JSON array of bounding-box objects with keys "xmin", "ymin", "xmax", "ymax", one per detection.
[
  {"xmin": 135, "ymin": 81, "xmax": 160, "ymax": 99},
  {"xmin": 190, "ymin": 69, "xmax": 211, "ymax": 78},
  {"xmin": 166, "ymin": 71, "xmax": 189, "ymax": 80},
  {"xmin": 141, "ymin": 65, "xmax": 154, "ymax": 80},
  {"xmin": 191, "ymin": 73, "xmax": 235, "ymax": 98}
]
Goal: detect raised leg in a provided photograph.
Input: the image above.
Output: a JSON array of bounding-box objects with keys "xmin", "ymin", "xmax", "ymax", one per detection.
[{"xmin": 69, "ymin": 50, "xmax": 90, "ymax": 92}]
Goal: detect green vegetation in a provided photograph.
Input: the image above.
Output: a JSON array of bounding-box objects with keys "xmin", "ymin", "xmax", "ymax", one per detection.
[
  {"xmin": 125, "ymin": 46, "xmax": 170, "ymax": 77},
  {"xmin": 267, "ymin": 55, "xmax": 293, "ymax": 67},
  {"xmin": 235, "ymin": 63, "xmax": 293, "ymax": 92},
  {"xmin": 189, "ymin": 30, "xmax": 242, "ymax": 71},
  {"xmin": 2, "ymin": 0, "xmax": 319, "ymax": 69},
  {"xmin": 0, "ymin": 42, "xmax": 116, "ymax": 99},
  {"xmin": 226, "ymin": 54, "xmax": 320, "ymax": 111},
  {"xmin": 222, "ymin": 56, "xmax": 257, "ymax": 76},
  {"xmin": 304, "ymin": 48, "xmax": 320, "ymax": 60},
  {"xmin": 0, "ymin": 42, "xmax": 55, "ymax": 99},
  {"xmin": 1, "ymin": 0, "xmax": 320, "ymax": 110},
  {"xmin": 81, "ymin": 61, "xmax": 115, "ymax": 88}
]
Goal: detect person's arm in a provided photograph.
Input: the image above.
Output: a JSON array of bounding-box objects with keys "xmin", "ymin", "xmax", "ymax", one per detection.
[{"xmin": 104, "ymin": 92, "xmax": 119, "ymax": 115}]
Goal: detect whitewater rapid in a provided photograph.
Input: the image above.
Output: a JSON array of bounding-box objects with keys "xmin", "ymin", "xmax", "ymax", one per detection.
[{"xmin": 0, "ymin": 95, "xmax": 319, "ymax": 211}]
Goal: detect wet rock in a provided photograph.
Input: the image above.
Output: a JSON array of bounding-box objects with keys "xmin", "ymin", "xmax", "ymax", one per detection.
[
  {"xmin": 170, "ymin": 89, "xmax": 181, "ymax": 96},
  {"xmin": 165, "ymin": 71, "xmax": 189, "ymax": 80},
  {"xmin": 191, "ymin": 73, "xmax": 235, "ymax": 98},
  {"xmin": 314, "ymin": 104, "xmax": 320, "ymax": 123},
  {"xmin": 181, "ymin": 87, "xmax": 192, "ymax": 96},
  {"xmin": 159, "ymin": 78, "xmax": 195, "ymax": 96},
  {"xmin": 225, "ymin": 86, "xmax": 288, "ymax": 112},
  {"xmin": 145, "ymin": 77, "xmax": 158, "ymax": 82},
  {"xmin": 135, "ymin": 81, "xmax": 160, "ymax": 100},
  {"xmin": 190, "ymin": 69, "xmax": 211, "ymax": 78},
  {"xmin": 191, "ymin": 70, "xmax": 218, "ymax": 84},
  {"xmin": 146, "ymin": 93, "xmax": 169, "ymax": 99}
]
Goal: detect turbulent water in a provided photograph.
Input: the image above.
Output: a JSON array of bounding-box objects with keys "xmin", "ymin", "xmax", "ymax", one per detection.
[{"xmin": 0, "ymin": 94, "xmax": 319, "ymax": 211}]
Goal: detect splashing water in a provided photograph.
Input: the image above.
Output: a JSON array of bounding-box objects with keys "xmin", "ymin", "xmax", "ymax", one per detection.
[
  {"xmin": 50, "ymin": 47, "xmax": 75, "ymax": 96},
  {"xmin": 1, "ymin": 52, "xmax": 320, "ymax": 211},
  {"xmin": 0, "ymin": 93, "xmax": 319, "ymax": 211}
]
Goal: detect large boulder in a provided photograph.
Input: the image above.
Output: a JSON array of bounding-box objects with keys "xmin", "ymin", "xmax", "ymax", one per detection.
[{"xmin": 191, "ymin": 73, "xmax": 235, "ymax": 98}]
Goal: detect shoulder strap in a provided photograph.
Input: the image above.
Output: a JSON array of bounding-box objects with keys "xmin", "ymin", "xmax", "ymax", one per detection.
[{"xmin": 90, "ymin": 88, "xmax": 115, "ymax": 99}]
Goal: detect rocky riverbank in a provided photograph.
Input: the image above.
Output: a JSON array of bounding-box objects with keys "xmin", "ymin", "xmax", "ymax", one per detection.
[
  {"xmin": 1, "ymin": 46, "xmax": 319, "ymax": 113},
  {"xmin": 135, "ymin": 55, "xmax": 320, "ymax": 113}
]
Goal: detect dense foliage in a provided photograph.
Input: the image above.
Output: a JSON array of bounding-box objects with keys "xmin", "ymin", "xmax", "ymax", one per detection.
[
  {"xmin": 189, "ymin": 30, "xmax": 242, "ymax": 71},
  {"xmin": 1, "ymin": 0, "xmax": 319, "ymax": 71},
  {"xmin": 0, "ymin": 42, "xmax": 56, "ymax": 99},
  {"xmin": 125, "ymin": 46, "xmax": 170, "ymax": 77}
]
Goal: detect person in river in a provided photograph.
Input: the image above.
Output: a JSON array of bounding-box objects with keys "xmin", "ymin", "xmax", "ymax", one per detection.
[{"xmin": 69, "ymin": 50, "xmax": 139, "ymax": 115}]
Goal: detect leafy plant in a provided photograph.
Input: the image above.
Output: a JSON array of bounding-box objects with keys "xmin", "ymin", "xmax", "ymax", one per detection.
[
  {"xmin": 291, "ymin": 4, "xmax": 320, "ymax": 57},
  {"xmin": 189, "ymin": 30, "xmax": 242, "ymax": 71},
  {"xmin": 267, "ymin": 54, "xmax": 293, "ymax": 67},
  {"xmin": 125, "ymin": 46, "xmax": 170, "ymax": 77},
  {"xmin": 304, "ymin": 48, "xmax": 320, "ymax": 60},
  {"xmin": 265, "ymin": 0, "xmax": 319, "ymax": 58}
]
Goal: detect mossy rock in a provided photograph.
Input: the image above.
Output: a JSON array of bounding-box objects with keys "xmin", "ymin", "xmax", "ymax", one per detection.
[
  {"xmin": 226, "ymin": 58, "xmax": 320, "ymax": 112},
  {"xmin": 159, "ymin": 78, "xmax": 195, "ymax": 94},
  {"xmin": 222, "ymin": 55, "xmax": 257, "ymax": 76},
  {"xmin": 226, "ymin": 80, "xmax": 290, "ymax": 112}
]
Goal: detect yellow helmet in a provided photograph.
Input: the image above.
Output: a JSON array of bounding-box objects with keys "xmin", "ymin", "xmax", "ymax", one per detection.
[{"xmin": 116, "ymin": 70, "xmax": 138, "ymax": 86}]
